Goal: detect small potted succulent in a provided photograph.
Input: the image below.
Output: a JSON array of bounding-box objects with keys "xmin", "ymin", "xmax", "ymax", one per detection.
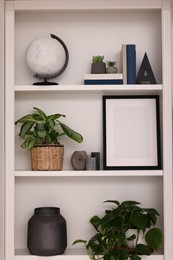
[
  {"xmin": 15, "ymin": 107, "xmax": 83, "ymax": 171},
  {"xmin": 106, "ymin": 60, "xmax": 118, "ymax": 73},
  {"xmin": 91, "ymin": 55, "xmax": 106, "ymax": 74},
  {"xmin": 73, "ymin": 200, "xmax": 163, "ymax": 260}
]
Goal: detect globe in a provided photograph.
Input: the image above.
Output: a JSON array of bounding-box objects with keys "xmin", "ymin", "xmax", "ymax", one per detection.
[{"xmin": 25, "ymin": 34, "xmax": 69, "ymax": 85}]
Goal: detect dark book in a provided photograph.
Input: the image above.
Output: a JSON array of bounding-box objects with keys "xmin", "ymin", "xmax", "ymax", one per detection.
[
  {"xmin": 126, "ymin": 44, "xmax": 136, "ymax": 84},
  {"xmin": 84, "ymin": 79, "xmax": 123, "ymax": 85}
]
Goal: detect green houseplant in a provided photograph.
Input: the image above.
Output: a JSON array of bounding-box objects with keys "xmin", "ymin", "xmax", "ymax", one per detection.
[
  {"xmin": 15, "ymin": 107, "xmax": 83, "ymax": 170},
  {"xmin": 91, "ymin": 55, "xmax": 106, "ymax": 74},
  {"xmin": 73, "ymin": 200, "xmax": 163, "ymax": 260},
  {"xmin": 106, "ymin": 60, "xmax": 118, "ymax": 74}
]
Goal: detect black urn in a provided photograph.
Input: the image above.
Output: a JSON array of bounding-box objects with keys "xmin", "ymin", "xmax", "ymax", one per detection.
[{"xmin": 27, "ymin": 207, "xmax": 67, "ymax": 256}]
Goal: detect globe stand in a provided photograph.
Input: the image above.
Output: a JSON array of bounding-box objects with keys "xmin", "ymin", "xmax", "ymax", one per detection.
[{"xmin": 33, "ymin": 77, "xmax": 59, "ymax": 85}]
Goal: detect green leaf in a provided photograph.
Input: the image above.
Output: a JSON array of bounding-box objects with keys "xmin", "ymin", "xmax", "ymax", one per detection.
[
  {"xmin": 103, "ymin": 200, "xmax": 120, "ymax": 206},
  {"xmin": 131, "ymin": 212, "xmax": 148, "ymax": 230},
  {"xmin": 72, "ymin": 239, "xmax": 87, "ymax": 245},
  {"xmin": 144, "ymin": 208, "xmax": 160, "ymax": 216},
  {"xmin": 116, "ymin": 233, "xmax": 125, "ymax": 246},
  {"xmin": 121, "ymin": 200, "xmax": 141, "ymax": 207},
  {"xmin": 145, "ymin": 228, "xmax": 163, "ymax": 250},
  {"xmin": 19, "ymin": 122, "xmax": 34, "ymax": 139},
  {"xmin": 37, "ymin": 124, "xmax": 45, "ymax": 131},
  {"xmin": 126, "ymin": 234, "xmax": 136, "ymax": 241},
  {"xmin": 130, "ymin": 256, "xmax": 142, "ymax": 260},
  {"xmin": 47, "ymin": 119, "xmax": 55, "ymax": 129},
  {"xmin": 60, "ymin": 123, "xmax": 83, "ymax": 143},
  {"xmin": 33, "ymin": 107, "xmax": 47, "ymax": 120},
  {"xmin": 32, "ymin": 113, "xmax": 44, "ymax": 121},
  {"xmin": 47, "ymin": 113, "xmax": 66, "ymax": 121},
  {"xmin": 136, "ymin": 244, "xmax": 151, "ymax": 255},
  {"xmin": 27, "ymin": 139, "xmax": 37, "ymax": 150},
  {"xmin": 90, "ymin": 215, "xmax": 101, "ymax": 231},
  {"xmin": 37, "ymin": 130, "xmax": 46, "ymax": 139},
  {"xmin": 15, "ymin": 114, "xmax": 40, "ymax": 124}
]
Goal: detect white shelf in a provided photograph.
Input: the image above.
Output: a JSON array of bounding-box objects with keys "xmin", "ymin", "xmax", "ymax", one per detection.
[
  {"xmin": 15, "ymin": 249, "xmax": 163, "ymax": 260},
  {"xmin": 15, "ymin": 170, "xmax": 163, "ymax": 177},
  {"xmin": 15, "ymin": 84, "xmax": 163, "ymax": 93},
  {"xmin": 12, "ymin": 0, "xmax": 163, "ymax": 12}
]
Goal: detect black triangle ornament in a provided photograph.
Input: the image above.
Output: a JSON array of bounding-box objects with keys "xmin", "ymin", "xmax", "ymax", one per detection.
[{"xmin": 136, "ymin": 53, "xmax": 157, "ymax": 84}]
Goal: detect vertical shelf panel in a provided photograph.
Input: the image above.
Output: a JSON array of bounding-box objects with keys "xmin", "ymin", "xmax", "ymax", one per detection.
[
  {"xmin": 5, "ymin": 2, "xmax": 15, "ymax": 260},
  {"xmin": 0, "ymin": 1, "xmax": 4, "ymax": 260},
  {"xmin": 161, "ymin": 5, "xmax": 173, "ymax": 260}
]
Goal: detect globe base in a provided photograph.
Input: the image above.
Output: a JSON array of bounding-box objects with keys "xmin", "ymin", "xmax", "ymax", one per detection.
[
  {"xmin": 33, "ymin": 77, "xmax": 59, "ymax": 85},
  {"xmin": 33, "ymin": 81, "xmax": 59, "ymax": 86}
]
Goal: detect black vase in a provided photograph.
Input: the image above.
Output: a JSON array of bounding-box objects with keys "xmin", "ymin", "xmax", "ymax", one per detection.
[{"xmin": 27, "ymin": 207, "xmax": 67, "ymax": 256}]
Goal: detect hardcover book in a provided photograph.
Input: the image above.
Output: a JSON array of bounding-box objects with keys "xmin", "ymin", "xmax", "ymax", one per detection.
[
  {"xmin": 122, "ymin": 44, "xmax": 136, "ymax": 84},
  {"xmin": 84, "ymin": 79, "xmax": 123, "ymax": 85}
]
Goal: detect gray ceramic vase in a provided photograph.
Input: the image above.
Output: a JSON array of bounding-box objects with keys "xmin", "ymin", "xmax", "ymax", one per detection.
[{"xmin": 27, "ymin": 207, "xmax": 67, "ymax": 256}]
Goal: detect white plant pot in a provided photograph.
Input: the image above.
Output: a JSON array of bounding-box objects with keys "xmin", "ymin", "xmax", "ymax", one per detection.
[{"xmin": 125, "ymin": 229, "xmax": 147, "ymax": 249}]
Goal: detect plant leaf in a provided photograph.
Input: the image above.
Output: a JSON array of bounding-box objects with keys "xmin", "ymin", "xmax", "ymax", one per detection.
[
  {"xmin": 72, "ymin": 239, "xmax": 87, "ymax": 245},
  {"xmin": 136, "ymin": 244, "xmax": 151, "ymax": 255},
  {"xmin": 60, "ymin": 123, "xmax": 83, "ymax": 143},
  {"xmin": 37, "ymin": 130, "xmax": 47, "ymax": 139},
  {"xmin": 130, "ymin": 256, "xmax": 142, "ymax": 260},
  {"xmin": 131, "ymin": 211, "xmax": 148, "ymax": 230},
  {"xmin": 33, "ymin": 107, "xmax": 47, "ymax": 120},
  {"xmin": 27, "ymin": 139, "xmax": 37, "ymax": 150},
  {"xmin": 145, "ymin": 228, "xmax": 163, "ymax": 250},
  {"xmin": 103, "ymin": 200, "xmax": 120, "ymax": 206},
  {"xmin": 90, "ymin": 215, "xmax": 101, "ymax": 231},
  {"xmin": 47, "ymin": 113, "xmax": 66, "ymax": 121},
  {"xmin": 19, "ymin": 122, "xmax": 34, "ymax": 139},
  {"xmin": 15, "ymin": 114, "xmax": 40, "ymax": 124}
]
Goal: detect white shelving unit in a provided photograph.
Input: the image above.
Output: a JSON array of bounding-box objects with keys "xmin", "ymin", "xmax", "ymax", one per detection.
[{"xmin": 5, "ymin": 0, "xmax": 172, "ymax": 259}]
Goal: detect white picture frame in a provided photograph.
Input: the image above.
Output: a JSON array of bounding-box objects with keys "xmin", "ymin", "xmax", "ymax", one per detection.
[{"xmin": 103, "ymin": 95, "xmax": 161, "ymax": 170}]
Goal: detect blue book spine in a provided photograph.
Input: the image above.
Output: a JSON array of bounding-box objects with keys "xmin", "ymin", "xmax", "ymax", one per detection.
[
  {"xmin": 84, "ymin": 79, "xmax": 123, "ymax": 85},
  {"xmin": 127, "ymin": 44, "xmax": 136, "ymax": 84}
]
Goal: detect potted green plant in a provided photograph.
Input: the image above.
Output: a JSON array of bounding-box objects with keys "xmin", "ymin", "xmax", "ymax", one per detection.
[
  {"xmin": 106, "ymin": 60, "xmax": 118, "ymax": 74},
  {"xmin": 15, "ymin": 107, "xmax": 83, "ymax": 171},
  {"xmin": 91, "ymin": 55, "xmax": 106, "ymax": 74},
  {"xmin": 73, "ymin": 200, "xmax": 163, "ymax": 260}
]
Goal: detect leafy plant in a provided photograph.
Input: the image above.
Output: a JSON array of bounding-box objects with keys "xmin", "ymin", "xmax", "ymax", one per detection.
[
  {"xmin": 15, "ymin": 107, "xmax": 83, "ymax": 150},
  {"xmin": 73, "ymin": 200, "xmax": 163, "ymax": 260},
  {"xmin": 106, "ymin": 60, "xmax": 116, "ymax": 67},
  {"xmin": 92, "ymin": 55, "xmax": 104, "ymax": 63}
]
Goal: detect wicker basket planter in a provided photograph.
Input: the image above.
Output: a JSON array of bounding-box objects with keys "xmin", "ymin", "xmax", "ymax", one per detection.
[{"xmin": 31, "ymin": 145, "xmax": 64, "ymax": 171}]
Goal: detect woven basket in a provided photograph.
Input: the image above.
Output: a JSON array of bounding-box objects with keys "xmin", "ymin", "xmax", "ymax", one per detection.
[{"xmin": 31, "ymin": 145, "xmax": 64, "ymax": 171}]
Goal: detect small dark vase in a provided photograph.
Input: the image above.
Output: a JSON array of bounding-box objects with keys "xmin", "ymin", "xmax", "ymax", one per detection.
[{"xmin": 27, "ymin": 207, "xmax": 67, "ymax": 256}]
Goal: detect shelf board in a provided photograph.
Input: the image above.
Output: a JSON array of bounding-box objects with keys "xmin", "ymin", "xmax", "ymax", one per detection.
[
  {"xmin": 15, "ymin": 170, "xmax": 163, "ymax": 177},
  {"xmin": 10, "ymin": 0, "xmax": 163, "ymax": 12},
  {"xmin": 15, "ymin": 84, "xmax": 163, "ymax": 93},
  {"xmin": 15, "ymin": 248, "xmax": 163, "ymax": 260}
]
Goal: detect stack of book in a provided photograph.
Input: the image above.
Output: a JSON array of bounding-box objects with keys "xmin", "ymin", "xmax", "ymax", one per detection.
[
  {"xmin": 84, "ymin": 73, "xmax": 123, "ymax": 85},
  {"xmin": 122, "ymin": 44, "xmax": 136, "ymax": 84}
]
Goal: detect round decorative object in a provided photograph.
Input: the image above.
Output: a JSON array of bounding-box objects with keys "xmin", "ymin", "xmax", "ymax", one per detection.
[
  {"xmin": 27, "ymin": 207, "xmax": 67, "ymax": 256},
  {"xmin": 25, "ymin": 34, "xmax": 69, "ymax": 85},
  {"xmin": 71, "ymin": 151, "xmax": 88, "ymax": 170},
  {"xmin": 106, "ymin": 66, "xmax": 118, "ymax": 74}
]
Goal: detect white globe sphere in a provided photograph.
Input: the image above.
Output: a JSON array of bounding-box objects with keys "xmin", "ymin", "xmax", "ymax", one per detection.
[{"xmin": 25, "ymin": 36, "xmax": 66, "ymax": 77}]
